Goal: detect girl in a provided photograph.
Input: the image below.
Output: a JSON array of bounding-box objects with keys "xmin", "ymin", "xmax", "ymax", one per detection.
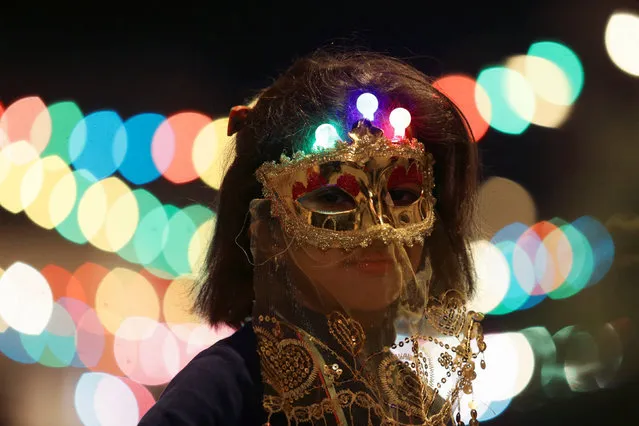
[{"xmin": 140, "ymin": 49, "xmax": 485, "ymax": 426}]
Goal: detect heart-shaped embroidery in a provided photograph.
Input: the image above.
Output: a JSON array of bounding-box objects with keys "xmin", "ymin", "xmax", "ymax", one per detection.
[
  {"xmin": 378, "ymin": 354, "xmax": 427, "ymax": 418},
  {"xmin": 256, "ymin": 328, "xmax": 317, "ymax": 401},
  {"xmin": 327, "ymin": 311, "xmax": 365, "ymax": 355},
  {"xmin": 425, "ymin": 290, "xmax": 467, "ymax": 337}
]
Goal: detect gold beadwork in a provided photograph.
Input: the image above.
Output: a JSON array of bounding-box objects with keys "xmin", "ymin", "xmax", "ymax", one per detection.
[
  {"xmin": 327, "ymin": 311, "xmax": 365, "ymax": 356},
  {"xmin": 254, "ymin": 290, "xmax": 486, "ymax": 425}
]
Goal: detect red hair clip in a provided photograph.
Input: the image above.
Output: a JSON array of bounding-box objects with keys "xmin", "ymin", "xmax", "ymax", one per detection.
[{"xmin": 227, "ymin": 105, "xmax": 252, "ymax": 136}]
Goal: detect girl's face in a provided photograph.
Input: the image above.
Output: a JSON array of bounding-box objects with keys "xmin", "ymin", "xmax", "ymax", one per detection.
[{"xmin": 287, "ymin": 239, "xmax": 424, "ymax": 313}]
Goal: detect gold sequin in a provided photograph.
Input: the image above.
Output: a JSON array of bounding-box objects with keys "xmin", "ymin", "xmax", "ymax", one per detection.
[{"xmin": 255, "ymin": 289, "xmax": 486, "ymax": 425}]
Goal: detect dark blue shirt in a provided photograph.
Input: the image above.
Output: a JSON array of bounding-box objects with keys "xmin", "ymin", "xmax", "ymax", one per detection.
[{"xmin": 138, "ymin": 322, "xmax": 267, "ymax": 425}]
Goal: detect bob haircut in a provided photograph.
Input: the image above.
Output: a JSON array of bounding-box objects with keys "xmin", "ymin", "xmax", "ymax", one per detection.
[{"xmin": 194, "ymin": 49, "xmax": 480, "ymax": 329}]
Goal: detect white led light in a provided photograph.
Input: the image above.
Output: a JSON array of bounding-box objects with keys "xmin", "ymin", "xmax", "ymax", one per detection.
[{"xmin": 389, "ymin": 108, "xmax": 411, "ymax": 139}]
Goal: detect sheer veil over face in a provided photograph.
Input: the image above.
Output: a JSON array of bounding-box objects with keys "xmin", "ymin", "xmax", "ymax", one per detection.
[{"xmin": 247, "ymin": 120, "xmax": 487, "ymax": 425}]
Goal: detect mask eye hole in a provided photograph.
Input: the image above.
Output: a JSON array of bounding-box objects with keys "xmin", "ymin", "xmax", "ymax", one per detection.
[
  {"xmin": 297, "ymin": 185, "xmax": 357, "ymax": 214},
  {"xmin": 388, "ymin": 185, "xmax": 422, "ymax": 206}
]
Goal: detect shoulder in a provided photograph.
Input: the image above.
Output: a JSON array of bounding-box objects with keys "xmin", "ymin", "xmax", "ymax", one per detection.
[{"xmin": 138, "ymin": 322, "xmax": 266, "ymax": 426}]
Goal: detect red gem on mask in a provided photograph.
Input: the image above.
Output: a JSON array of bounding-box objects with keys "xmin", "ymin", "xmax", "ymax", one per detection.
[
  {"xmin": 306, "ymin": 168, "xmax": 327, "ymax": 192},
  {"xmin": 337, "ymin": 173, "xmax": 360, "ymax": 197},
  {"xmin": 407, "ymin": 163, "xmax": 423, "ymax": 184},
  {"xmin": 292, "ymin": 181, "xmax": 307, "ymax": 200},
  {"xmin": 388, "ymin": 163, "xmax": 423, "ymax": 187}
]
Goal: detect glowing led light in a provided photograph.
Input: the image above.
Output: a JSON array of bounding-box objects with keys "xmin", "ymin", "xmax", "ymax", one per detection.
[
  {"xmin": 389, "ymin": 108, "xmax": 411, "ymax": 140},
  {"xmin": 313, "ymin": 124, "xmax": 340, "ymax": 151},
  {"xmin": 356, "ymin": 93, "xmax": 379, "ymax": 120}
]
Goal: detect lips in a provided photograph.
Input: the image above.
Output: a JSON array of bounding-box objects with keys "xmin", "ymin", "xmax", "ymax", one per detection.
[
  {"xmin": 343, "ymin": 257, "xmax": 393, "ymax": 265},
  {"xmin": 354, "ymin": 258, "xmax": 394, "ymax": 274},
  {"xmin": 356, "ymin": 257, "xmax": 393, "ymax": 263}
]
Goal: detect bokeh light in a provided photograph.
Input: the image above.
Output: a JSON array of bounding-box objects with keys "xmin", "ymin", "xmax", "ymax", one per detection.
[
  {"xmin": 41, "ymin": 101, "xmax": 84, "ymax": 163},
  {"xmin": 22, "ymin": 155, "xmax": 75, "ymax": 229},
  {"xmin": 151, "ymin": 112, "xmax": 212, "ymax": 184},
  {"xmin": 476, "ymin": 66, "xmax": 535, "ymax": 135},
  {"xmin": 474, "ymin": 332, "xmax": 535, "ymax": 401},
  {"xmin": 473, "ymin": 213, "xmax": 615, "ymax": 316},
  {"xmin": 0, "ymin": 96, "xmax": 51, "ymax": 154},
  {"xmin": 192, "ymin": 117, "xmax": 236, "ymax": 190},
  {"xmin": 528, "ymin": 41, "xmax": 584, "ymax": 104},
  {"xmin": 477, "ymin": 176, "xmax": 537, "ymax": 238},
  {"xmin": 605, "ymin": 11, "xmax": 639, "ymax": 77},
  {"xmin": 0, "ymin": 141, "xmax": 41, "ymax": 213},
  {"xmin": 69, "ymin": 110, "xmax": 125, "ymax": 180},
  {"xmin": 75, "ymin": 372, "xmax": 140, "ymax": 426},
  {"xmin": 0, "ymin": 262, "xmax": 53, "ymax": 335},
  {"xmin": 505, "ymin": 55, "xmax": 573, "ymax": 128},
  {"xmin": 433, "ymin": 74, "xmax": 491, "ymax": 141},
  {"xmin": 95, "ymin": 268, "xmax": 160, "ymax": 335},
  {"xmin": 77, "ymin": 177, "xmax": 139, "ymax": 252},
  {"xmin": 117, "ymin": 113, "xmax": 165, "ymax": 185},
  {"xmin": 469, "ymin": 240, "xmax": 510, "ymax": 313}
]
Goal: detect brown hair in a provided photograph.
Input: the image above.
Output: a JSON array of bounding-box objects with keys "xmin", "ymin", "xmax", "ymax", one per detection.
[{"xmin": 194, "ymin": 49, "xmax": 480, "ymax": 328}]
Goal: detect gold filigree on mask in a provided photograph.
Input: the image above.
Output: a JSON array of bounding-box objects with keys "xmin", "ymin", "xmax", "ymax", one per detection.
[{"xmin": 255, "ymin": 120, "xmax": 436, "ymax": 251}]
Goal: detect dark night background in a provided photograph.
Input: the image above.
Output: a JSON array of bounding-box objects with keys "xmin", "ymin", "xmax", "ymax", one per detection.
[{"xmin": 0, "ymin": 0, "xmax": 637, "ymax": 424}]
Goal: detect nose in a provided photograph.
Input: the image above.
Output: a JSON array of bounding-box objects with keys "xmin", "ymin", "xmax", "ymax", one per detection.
[
  {"xmin": 368, "ymin": 196, "xmax": 384, "ymax": 225},
  {"xmin": 360, "ymin": 189, "xmax": 395, "ymax": 229}
]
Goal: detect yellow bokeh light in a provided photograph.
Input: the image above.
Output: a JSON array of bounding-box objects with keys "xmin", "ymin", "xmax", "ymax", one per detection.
[
  {"xmin": 104, "ymin": 186, "xmax": 140, "ymax": 252},
  {"xmin": 192, "ymin": 118, "xmax": 236, "ymax": 190},
  {"xmin": 504, "ymin": 68, "xmax": 537, "ymax": 124},
  {"xmin": 188, "ymin": 216, "xmax": 216, "ymax": 277},
  {"xmin": 477, "ymin": 176, "xmax": 537, "ymax": 239},
  {"xmin": 95, "ymin": 267, "xmax": 160, "ymax": 335},
  {"xmin": 19, "ymin": 157, "xmax": 45, "ymax": 211},
  {"xmin": 22, "ymin": 156, "xmax": 73, "ymax": 229},
  {"xmin": 506, "ymin": 55, "xmax": 573, "ymax": 128},
  {"xmin": 0, "ymin": 141, "xmax": 41, "ymax": 213},
  {"xmin": 78, "ymin": 177, "xmax": 139, "ymax": 252},
  {"xmin": 0, "ymin": 315, "xmax": 7, "ymax": 333},
  {"xmin": 605, "ymin": 11, "xmax": 639, "ymax": 77},
  {"xmin": 474, "ymin": 82, "xmax": 493, "ymax": 133},
  {"xmin": 77, "ymin": 180, "xmax": 109, "ymax": 240},
  {"xmin": 163, "ymin": 276, "xmax": 200, "ymax": 327},
  {"xmin": 48, "ymin": 169, "xmax": 78, "ymax": 227},
  {"xmin": 524, "ymin": 55, "xmax": 572, "ymax": 105},
  {"xmin": 541, "ymin": 226, "xmax": 574, "ymax": 294}
]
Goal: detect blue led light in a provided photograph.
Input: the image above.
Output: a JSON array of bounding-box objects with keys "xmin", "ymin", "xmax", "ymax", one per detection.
[{"xmin": 356, "ymin": 93, "xmax": 379, "ymax": 121}]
